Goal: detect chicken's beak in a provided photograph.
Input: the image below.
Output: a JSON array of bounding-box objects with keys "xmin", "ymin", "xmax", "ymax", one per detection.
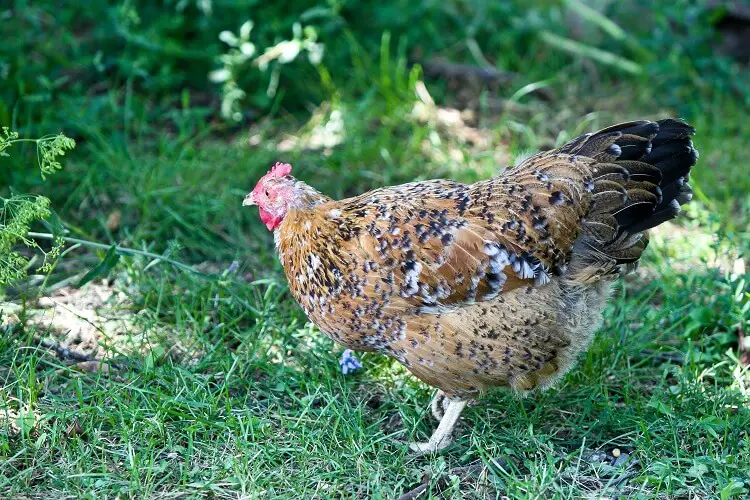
[{"xmin": 243, "ymin": 192, "xmax": 255, "ymax": 206}]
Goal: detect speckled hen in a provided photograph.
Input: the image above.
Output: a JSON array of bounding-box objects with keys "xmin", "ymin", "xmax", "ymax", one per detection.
[{"xmin": 243, "ymin": 119, "xmax": 698, "ymax": 453}]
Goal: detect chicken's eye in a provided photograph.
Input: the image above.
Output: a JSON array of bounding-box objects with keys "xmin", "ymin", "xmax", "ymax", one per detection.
[{"xmin": 264, "ymin": 190, "xmax": 269, "ymax": 197}]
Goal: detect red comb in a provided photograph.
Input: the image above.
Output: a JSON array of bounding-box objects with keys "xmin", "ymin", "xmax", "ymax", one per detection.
[{"xmin": 269, "ymin": 162, "xmax": 292, "ymax": 177}]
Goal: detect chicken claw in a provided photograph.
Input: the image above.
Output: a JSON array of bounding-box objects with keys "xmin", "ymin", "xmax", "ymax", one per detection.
[{"xmin": 409, "ymin": 399, "xmax": 467, "ymax": 455}]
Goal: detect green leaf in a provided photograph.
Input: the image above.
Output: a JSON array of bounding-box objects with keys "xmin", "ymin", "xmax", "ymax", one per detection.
[
  {"xmin": 42, "ymin": 208, "xmax": 66, "ymax": 238},
  {"xmin": 77, "ymin": 245, "xmax": 120, "ymax": 288},
  {"xmin": 16, "ymin": 409, "xmax": 36, "ymax": 434},
  {"xmin": 721, "ymin": 480, "xmax": 747, "ymax": 500},
  {"xmin": 143, "ymin": 351, "xmax": 155, "ymax": 373}
]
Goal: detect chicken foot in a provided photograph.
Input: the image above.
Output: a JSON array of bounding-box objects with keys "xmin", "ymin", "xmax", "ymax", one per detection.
[{"xmin": 409, "ymin": 399, "xmax": 467, "ymax": 454}]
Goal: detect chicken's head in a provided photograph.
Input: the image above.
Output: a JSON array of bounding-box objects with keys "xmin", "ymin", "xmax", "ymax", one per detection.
[{"xmin": 243, "ymin": 162, "xmax": 298, "ymax": 230}]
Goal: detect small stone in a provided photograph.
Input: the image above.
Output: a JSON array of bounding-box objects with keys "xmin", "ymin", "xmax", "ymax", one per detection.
[{"xmin": 612, "ymin": 448, "xmax": 621, "ymax": 458}]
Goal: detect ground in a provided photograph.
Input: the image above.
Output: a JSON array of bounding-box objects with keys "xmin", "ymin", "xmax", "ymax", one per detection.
[{"xmin": 1, "ymin": 1, "xmax": 749, "ymax": 498}]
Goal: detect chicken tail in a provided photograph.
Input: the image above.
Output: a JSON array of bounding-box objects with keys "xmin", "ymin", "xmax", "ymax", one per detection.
[{"xmin": 564, "ymin": 119, "xmax": 698, "ymax": 282}]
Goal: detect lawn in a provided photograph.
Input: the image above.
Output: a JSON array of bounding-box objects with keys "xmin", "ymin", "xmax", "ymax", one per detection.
[{"xmin": 1, "ymin": 1, "xmax": 749, "ymax": 498}]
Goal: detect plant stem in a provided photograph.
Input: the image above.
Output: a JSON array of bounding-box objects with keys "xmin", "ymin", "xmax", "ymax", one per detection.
[
  {"xmin": 8, "ymin": 138, "xmax": 40, "ymax": 144},
  {"xmin": 26, "ymin": 231, "xmax": 211, "ymax": 278}
]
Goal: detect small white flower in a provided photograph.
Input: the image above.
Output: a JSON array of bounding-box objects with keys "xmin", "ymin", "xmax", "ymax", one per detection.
[
  {"xmin": 292, "ymin": 22, "xmax": 302, "ymax": 39},
  {"xmin": 208, "ymin": 68, "xmax": 231, "ymax": 83},
  {"xmin": 239, "ymin": 21, "xmax": 254, "ymax": 41},
  {"xmin": 278, "ymin": 40, "xmax": 301, "ymax": 64},
  {"xmin": 257, "ymin": 57, "xmax": 269, "ymax": 72},
  {"xmin": 239, "ymin": 42, "xmax": 256, "ymax": 57},
  {"xmin": 307, "ymin": 43, "xmax": 324, "ymax": 65},
  {"xmin": 219, "ymin": 30, "xmax": 239, "ymax": 47},
  {"xmin": 197, "ymin": 0, "xmax": 213, "ymax": 15}
]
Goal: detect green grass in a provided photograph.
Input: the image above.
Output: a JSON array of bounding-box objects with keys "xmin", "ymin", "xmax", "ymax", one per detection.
[{"xmin": 2, "ymin": 0, "xmax": 749, "ymax": 497}]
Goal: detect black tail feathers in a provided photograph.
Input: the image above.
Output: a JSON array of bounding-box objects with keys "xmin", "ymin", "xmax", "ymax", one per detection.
[
  {"xmin": 570, "ymin": 118, "xmax": 698, "ymax": 268},
  {"xmin": 609, "ymin": 119, "xmax": 697, "ymax": 237}
]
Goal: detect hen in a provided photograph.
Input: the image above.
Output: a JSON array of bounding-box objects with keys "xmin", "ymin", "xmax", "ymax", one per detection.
[{"xmin": 244, "ymin": 119, "xmax": 698, "ymax": 453}]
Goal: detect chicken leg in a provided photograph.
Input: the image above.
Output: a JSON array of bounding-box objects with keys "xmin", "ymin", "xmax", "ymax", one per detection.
[
  {"xmin": 409, "ymin": 399, "xmax": 467, "ymax": 454},
  {"xmin": 430, "ymin": 390, "xmax": 450, "ymax": 421}
]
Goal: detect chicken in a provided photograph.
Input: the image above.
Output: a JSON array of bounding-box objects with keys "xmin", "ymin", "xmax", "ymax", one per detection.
[{"xmin": 243, "ymin": 119, "xmax": 698, "ymax": 453}]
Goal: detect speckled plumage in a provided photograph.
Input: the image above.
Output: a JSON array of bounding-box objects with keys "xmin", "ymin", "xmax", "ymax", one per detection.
[{"xmin": 248, "ymin": 119, "xmax": 698, "ymax": 403}]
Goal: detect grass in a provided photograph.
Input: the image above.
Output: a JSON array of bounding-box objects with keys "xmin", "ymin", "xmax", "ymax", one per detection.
[{"xmin": 2, "ymin": 0, "xmax": 749, "ymax": 497}]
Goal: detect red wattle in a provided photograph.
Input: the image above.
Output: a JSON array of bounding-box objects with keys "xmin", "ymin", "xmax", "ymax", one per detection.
[{"xmin": 258, "ymin": 207, "xmax": 282, "ymax": 230}]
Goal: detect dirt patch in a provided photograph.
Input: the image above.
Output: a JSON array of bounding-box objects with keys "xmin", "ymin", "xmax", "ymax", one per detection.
[
  {"xmin": 2, "ymin": 282, "xmax": 137, "ymax": 360},
  {"xmin": 1, "ymin": 279, "xmax": 199, "ymax": 365}
]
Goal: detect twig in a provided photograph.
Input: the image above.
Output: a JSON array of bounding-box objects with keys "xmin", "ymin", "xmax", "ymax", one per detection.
[
  {"xmin": 417, "ymin": 57, "xmax": 554, "ymax": 101},
  {"xmin": 397, "ymin": 482, "xmax": 428, "ymax": 500},
  {"xmin": 27, "ymin": 336, "xmax": 126, "ymax": 370},
  {"xmin": 37, "ymin": 337, "xmax": 99, "ymax": 363},
  {"xmin": 420, "ymin": 57, "xmax": 516, "ymax": 85}
]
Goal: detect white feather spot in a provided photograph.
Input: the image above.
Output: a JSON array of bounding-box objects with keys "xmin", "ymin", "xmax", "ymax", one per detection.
[
  {"xmin": 310, "ymin": 254, "xmax": 321, "ymax": 271},
  {"xmin": 534, "ymin": 268, "xmax": 551, "ymax": 285},
  {"xmin": 274, "ymin": 230, "xmax": 282, "ymax": 250},
  {"xmin": 489, "ymin": 259, "xmax": 506, "ymax": 273},
  {"xmin": 401, "ymin": 261, "xmax": 422, "ymax": 297},
  {"xmin": 483, "ymin": 241, "xmax": 499, "ymax": 257},
  {"xmin": 405, "ymin": 261, "xmax": 422, "ymax": 279},
  {"xmin": 495, "ymin": 249, "xmax": 510, "ymax": 266},
  {"xmin": 327, "ymin": 209, "xmax": 342, "ymax": 218},
  {"xmin": 519, "ymin": 260, "xmax": 536, "ymax": 279}
]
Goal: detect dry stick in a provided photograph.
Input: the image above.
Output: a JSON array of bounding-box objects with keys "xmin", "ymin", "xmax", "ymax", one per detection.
[
  {"xmin": 420, "ymin": 57, "xmax": 517, "ymax": 84},
  {"xmin": 417, "ymin": 57, "xmax": 554, "ymax": 101},
  {"xmin": 396, "ymin": 482, "xmax": 428, "ymax": 500},
  {"xmin": 37, "ymin": 337, "xmax": 99, "ymax": 363},
  {"xmin": 26, "ymin": 334, "xmax": 129, "ymax": 369}
]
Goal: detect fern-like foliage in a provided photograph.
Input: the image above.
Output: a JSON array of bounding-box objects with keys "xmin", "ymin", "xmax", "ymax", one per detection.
[{"xmin": 0, "ymin": 128, "xmax": 74, "ymax": 287}]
